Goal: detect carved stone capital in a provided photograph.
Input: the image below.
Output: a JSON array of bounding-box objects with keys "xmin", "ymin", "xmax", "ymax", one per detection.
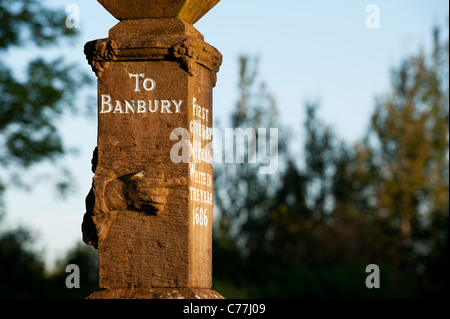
[
  {"xmin": 84, "ymin": 39, "xmax": 118, "ymax": 78},
  {"xmin": 84, "ymin": 36, "xmax": 222, "ymax": 84},
  {"xmin": 170, "ymin": 38, "xmax": 222, "ymax": 81}
]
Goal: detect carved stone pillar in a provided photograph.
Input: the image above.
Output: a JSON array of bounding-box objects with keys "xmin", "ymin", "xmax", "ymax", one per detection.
[{"xmin": 82, "ymin": 0, "xmax": 223, "ymax": 299}]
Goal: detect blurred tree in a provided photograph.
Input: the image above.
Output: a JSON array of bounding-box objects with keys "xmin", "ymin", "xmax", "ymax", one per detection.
[
  {"xmin": 213, "ymin": 26, "xmax": 448, "ymax": 299},
  {"xmin": 354, "ymin": 26, "xmax": 449, "ymax": 297},
  {"xmin": 303, "ymin": 102, "xmax": 336, "ymax": 222},
  {"xmin": 0, "ymin": 224, "xmax": 47, "ymax": 298},
  {"xmin": 0, "ymin": 0, "xmax": 94, "ymax": 298},
  {"xmin": 47, "ymin": 242, "xmax": 98, "ymax": 299},
  {"xmin": 263, "ymin": 103, "xmax": 413, "ymax": 298},
  {"xmin": 0, "ymin": 221, "xmax": 97, "ymax": 299},
  {"xmin": 0, "ymin": 0, "xmax": 91, "ymax": 205},
  {"xmin": 213, "ymin": 56, "xmax": 285, "ymax": 296}
]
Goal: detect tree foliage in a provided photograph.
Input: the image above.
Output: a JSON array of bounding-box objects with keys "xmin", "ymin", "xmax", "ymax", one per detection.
[
  {"xmin": 213, "ymin": 27, "xmax": 449, "ymax": 298},
  {"xmin": 0, "ymin": 1, "xmax": 447, "ymax": 299},
  {"xmin": 0, "ymin": 0, "xmax": 91, "ymax": 204},
  {"xmin": 0, "ymin": 224, "xmax": 98, "ymax": 299},
  {"xmin": 0, "ymin": 1, "xmax": 97, "ymax": 298}
]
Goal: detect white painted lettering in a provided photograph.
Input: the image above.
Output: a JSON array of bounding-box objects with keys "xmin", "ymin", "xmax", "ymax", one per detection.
[
  {"xmin": 161, "ymin": 100, "xmax": 172, "ymax": 113},
  {"xmin": 143, "ymin": 77, "xmax": 155, "ymax": 91},
  {"xmin": 129, "ymin": 73, "xmax": 145, "ymax": 91},
  {"xmin": 137, "ymin": 100, "xmax": 146, "ymax": 113},
  {"xmin": 172, "ymin": 100, "xmax": 183, "ymax": 113},
  {"xmin": 113, "ymin": 100, "xmax": 124, "ymax": 113},
  {"xmin": 125, "ymin": 100, "xmax": 135, "ymax": 113},
  {"xmin": 100, "ymin": 94, "xmax": 113, "ymax": 113},
  {"xmin": 149, "ymin": 100, "xmax": 158, "ymax": 113}
]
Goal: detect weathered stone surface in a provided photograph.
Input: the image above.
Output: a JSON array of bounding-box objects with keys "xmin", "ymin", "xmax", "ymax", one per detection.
[
  {"xmin": 84, "ymin": 19, "xmax": 222, "ymax": 80},
  {"xmin": 98, "ymin": 0, "xmax": 221, "ymax": 24},
  {"xmin": 87, "ymin": 288, "xmax": 224, "ymax": 299}
]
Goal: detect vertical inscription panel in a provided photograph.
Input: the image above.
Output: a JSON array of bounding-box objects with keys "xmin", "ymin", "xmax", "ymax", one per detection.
[{"xmin": 187, "ymin": 66, "xmax": 214, "ymax": 287}]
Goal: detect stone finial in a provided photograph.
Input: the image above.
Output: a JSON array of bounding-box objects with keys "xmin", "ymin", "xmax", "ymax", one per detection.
[{"xmin": 98, "ymin": 0, "xmax": 221, "ymax": 24}]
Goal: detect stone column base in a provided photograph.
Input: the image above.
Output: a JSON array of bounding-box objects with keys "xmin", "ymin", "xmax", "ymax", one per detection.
[{"xmin": 87, "ymin": 288, "xmax": 224, "ymax": 299}]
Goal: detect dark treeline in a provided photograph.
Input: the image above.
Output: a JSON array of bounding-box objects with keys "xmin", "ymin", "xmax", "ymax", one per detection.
[
  {"xmin": 0, "ymin": 0, "xmax": 96, "ymax": 299},
  {"xmin": 212, "ymin": 27, "xmax": 449, "ymax": 299},
  {"xmin": 0, "ymin": 0, "xmax": 448, "ymax": 299}
]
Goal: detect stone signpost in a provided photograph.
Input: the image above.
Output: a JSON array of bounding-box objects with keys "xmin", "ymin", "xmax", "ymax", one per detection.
[{"xmin": 81, "ymin": 0, "xmax": 223, "ymax": 299}]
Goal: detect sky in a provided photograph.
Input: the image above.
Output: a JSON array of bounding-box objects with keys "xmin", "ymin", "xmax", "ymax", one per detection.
[{"xmin": 2, "ymin": 0, "xmax": 449, "ymax": 268}]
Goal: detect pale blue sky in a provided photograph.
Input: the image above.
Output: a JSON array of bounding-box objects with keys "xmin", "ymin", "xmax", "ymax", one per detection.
[{"xmin": 2, "ymin": 0, "xmax": 448, "ymax": 267}]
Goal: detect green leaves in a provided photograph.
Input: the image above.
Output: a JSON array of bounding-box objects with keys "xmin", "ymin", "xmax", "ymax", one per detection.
[
  {"xmin": 367, "ymin": 26, "xmax": 449, "ymax": 244},
  {"xmin": 0, "ymin": 0, "xmax": 76, "ymax": 50},
  {"xmin": 0, "ymin": 1, "xmax": 92, "ymax": 199},
  {"xmin": 213, "ymin": 27, "xmax": 449, "ymax": 299},
  {"xmin": 0, "ymin": 58, "xmax": 88, "ymax": 168}
]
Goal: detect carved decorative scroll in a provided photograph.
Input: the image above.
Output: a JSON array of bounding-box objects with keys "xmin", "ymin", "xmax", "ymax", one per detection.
[
  {"xmin": 84, "ymin": 39, "xmax": 118, "ymax": 78},
  {"xmin": 84, "ymin": 37, "xmax": 222, "ymax": 83}
]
